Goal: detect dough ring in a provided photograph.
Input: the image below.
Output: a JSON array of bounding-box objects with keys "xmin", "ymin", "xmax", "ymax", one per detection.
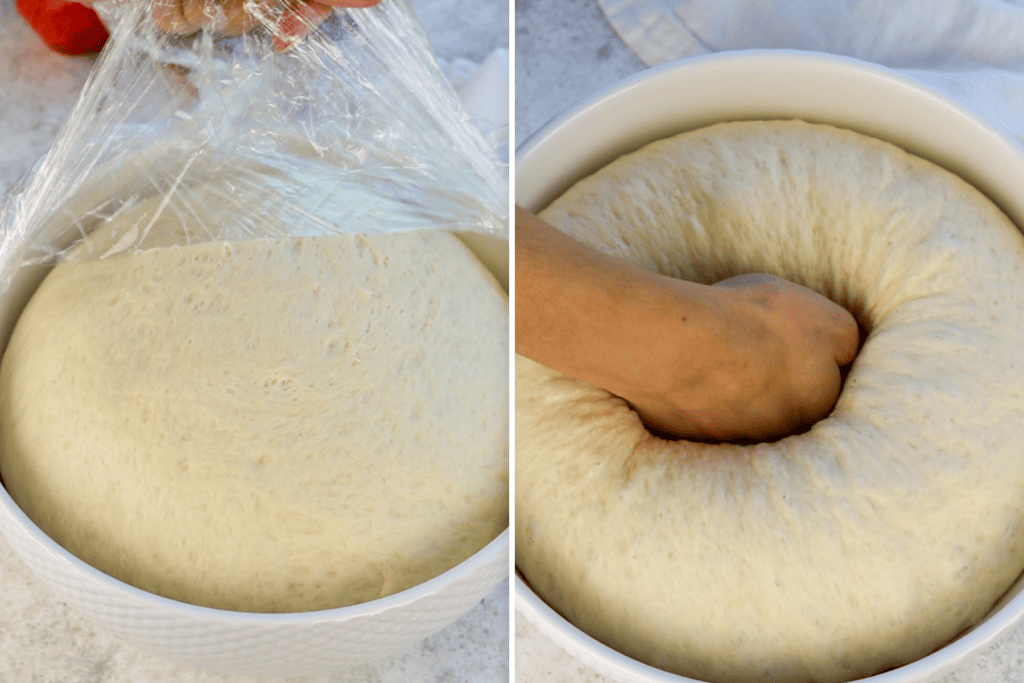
[{"xmin": 515, "ymin": 120, "xmax": 1024, "ymax": 683}]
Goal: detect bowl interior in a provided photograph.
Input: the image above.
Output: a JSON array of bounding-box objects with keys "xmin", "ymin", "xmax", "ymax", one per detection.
[{"xmin": 514, "ymin": 49, "xmax": 1024, "ymax": 683}]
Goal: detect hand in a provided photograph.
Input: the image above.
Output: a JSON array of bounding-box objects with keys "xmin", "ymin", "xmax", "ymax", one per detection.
[
  {"xmin": 147, "ymin": 0, "xmax": 383, "ymax": 49},
  {"xmin": 515, "ymin": 207, "xmax": 861, "ymax": 442}
]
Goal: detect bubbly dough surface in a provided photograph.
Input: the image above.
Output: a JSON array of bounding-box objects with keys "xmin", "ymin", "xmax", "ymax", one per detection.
[
  {"xmin": 2, "ymin": 229, "xmax": 508, "ymax": 613},
  {"xmin": 516, "ymin": 120, "xmax": 1024, "ymax": 682}
]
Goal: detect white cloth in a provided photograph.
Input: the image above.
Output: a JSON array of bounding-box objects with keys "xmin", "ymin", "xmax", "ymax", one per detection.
[
  {"xmin": 413, "ymin": 0, "xmax": 509, "ymax": 159},
  {"xmin": 445, "ymin": 49, "xmax": 510, "ymax": 162},
  {"xmin": 598, "ymin": 0, "xmax": 1024, "ymax": 143}
]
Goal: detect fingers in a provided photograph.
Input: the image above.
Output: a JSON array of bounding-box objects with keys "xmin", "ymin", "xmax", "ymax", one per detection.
[
  {"xmin": 274, "ymin": 0, "xmax": 384, "ymax": 51},
  {"xmin": 796, "ymin": 354, "xmax": 845, "ymax": 427},
  {"xmin": 152, "ymin": 0, "xmax": 247, "ymax": 35},
  {"xmin": 829, "ymin": 304, "xmax": 861, "ymax": 367},
  {"xmin": 152, "ymin": 0, "xmax": 194, "ymax": 33},
  {"xmin": 797, "ymin": 282, "xmax": 861, "ymax": 368},
  {"xmin": 273, "ymin": 1, "xmax": 333, "ymax": 51},
  {"xmin": 715, "ymin": 272, "xmax": 861, "ymax": 367},
  {"xmin": 150, "ymin": 0, "xmax": 378, "ymax": 44},
  {"xmin": 206, "ymin": 0, "xmax": 251, "ymax": 37},
  {"xmin": 315, "ymin": 0, "xmax": 382, "ymax": 5},
  {"xmin": 708, "ymin": 273, "xmax": 862, "ymax": 438}
]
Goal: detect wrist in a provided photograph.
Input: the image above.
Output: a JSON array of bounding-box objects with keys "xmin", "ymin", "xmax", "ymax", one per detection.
[{"xmin": 514, "ymin": 208, "xmax": 741, "ymax": 416}]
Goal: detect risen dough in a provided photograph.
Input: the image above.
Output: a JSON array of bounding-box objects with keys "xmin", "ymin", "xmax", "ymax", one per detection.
[
  {"xmin": 516, "ymin": 120, "xmax": 1024, "ymax": 682},
  {"xmin": 1, "ymin": 229, "xmax": 508, "ymax": 613}
]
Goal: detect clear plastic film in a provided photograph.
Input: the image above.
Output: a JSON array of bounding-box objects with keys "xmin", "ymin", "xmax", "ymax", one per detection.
[{"xmin": 0, "ymin": 0, "xmax": 508, "ymax": 291}]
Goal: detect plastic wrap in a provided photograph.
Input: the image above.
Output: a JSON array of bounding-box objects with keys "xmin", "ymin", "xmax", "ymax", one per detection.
[{"xmin": 0, "ymin": 0, "xmax": 508, "ymax": 292}]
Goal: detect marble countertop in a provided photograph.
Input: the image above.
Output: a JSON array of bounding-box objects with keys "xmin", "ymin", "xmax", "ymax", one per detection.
[
  {"xmin": 0, "ymin": 1, "xmax": 508, "ymax": 681},
  {"xmin": 513, "ymin": 1, "xmax": 1024, "ymax": 682}
]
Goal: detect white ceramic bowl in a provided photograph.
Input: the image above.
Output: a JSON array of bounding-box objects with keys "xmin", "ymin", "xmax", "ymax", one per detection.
[
  {"xmin": 514, "ymin": 49, "xmax": 1024, "ymax": 683},
  {"xmin": 0, "ymin": 228, "xmax": 509, "ymax": 677}
]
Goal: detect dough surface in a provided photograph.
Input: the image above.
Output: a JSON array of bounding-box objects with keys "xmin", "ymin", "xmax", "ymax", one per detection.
[
  {"xmin": 515, "ymin": 120, "xmax": 1024, "ymax": 682},
  {"xmin": 1, "ymin": 229, "xmax": 508, "ymax": 613}
]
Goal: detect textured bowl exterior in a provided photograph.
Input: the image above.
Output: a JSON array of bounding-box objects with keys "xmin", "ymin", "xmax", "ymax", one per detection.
[
  {"xmin": 515, "ymin": 50, "xmax": 1024, "ymax": 683},
  {"xmin": 0, "ymin": 480, "xmax": 508, "ymax": 677}
]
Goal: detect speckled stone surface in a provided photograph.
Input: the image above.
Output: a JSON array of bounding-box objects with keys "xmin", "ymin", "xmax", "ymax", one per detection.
[
  {"xmin": 0, "ymin": 0, "xmax": 509, "ymax": 681},
  {"xmin": 513, "ymin": 0, "xmax": 643, "ymax": 150},
  {"xmin": 513, "ymin": 1, "xmax": 1024, "ymax": 681}
]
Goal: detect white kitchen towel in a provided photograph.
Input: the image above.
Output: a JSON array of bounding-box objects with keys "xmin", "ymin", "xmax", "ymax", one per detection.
[
  {"xmin": 410, "ymin": 0, "xmax": 509, "ymax": 159},
  {"xmin": 445, "ymin": 49, "xmax": 510, "ymax": 162},
  {"xmin": 598, "ymin": 0, "xmax": 1024, "ymax": 142}
]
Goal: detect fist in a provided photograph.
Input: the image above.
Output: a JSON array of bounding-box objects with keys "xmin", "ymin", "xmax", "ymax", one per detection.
[{"xmin": 627, "ymin": 273, "xmax": 861, "ymax": 442}]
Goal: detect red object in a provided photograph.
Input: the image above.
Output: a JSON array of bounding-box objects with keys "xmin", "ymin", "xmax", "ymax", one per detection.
[{"xmin": 16, "ymin": 0, "xmax": 110, "ymax": 55}]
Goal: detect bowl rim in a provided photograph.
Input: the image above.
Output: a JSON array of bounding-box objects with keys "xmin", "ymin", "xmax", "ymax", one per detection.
[
  {"xmin": 516, "ymin": 570, "xmax": 1024, "ymax": 683},
  {"xmin": 515, "ymin": 48, "xmax": 1024, "ymax": 224},
  {"xmin": 0, "ymin": 475, "xmax": 509, "ymax": 624},
  {"xmin": 514, "ymin": 48, "xmax": 1024, "ymax": 682}
]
